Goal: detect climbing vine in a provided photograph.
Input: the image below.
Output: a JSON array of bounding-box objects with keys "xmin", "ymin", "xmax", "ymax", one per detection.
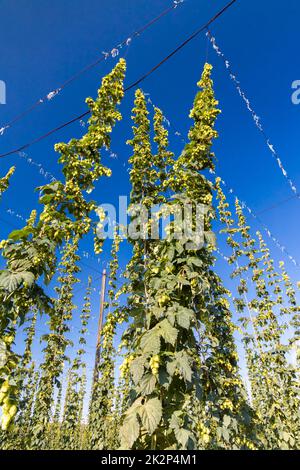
[{"xmin": 0, "ymin": 59, "xmax": 298, "ymax": 451}]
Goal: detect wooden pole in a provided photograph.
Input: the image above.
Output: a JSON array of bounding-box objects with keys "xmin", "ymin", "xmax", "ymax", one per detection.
[{"xmin": 93, "ymin": 268, "xmax": 107, "ymax": 386}]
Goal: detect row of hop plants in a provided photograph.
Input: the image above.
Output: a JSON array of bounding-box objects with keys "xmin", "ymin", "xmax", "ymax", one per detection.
[{"xmin": 0, "ymin": 59, "xmax": 299, "ymax": 450}]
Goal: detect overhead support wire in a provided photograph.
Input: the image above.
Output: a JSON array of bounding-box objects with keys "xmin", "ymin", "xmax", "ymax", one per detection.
[
  {"xmin": 0, "ymin": 0, "xmax": 237, "ymax": 159},
  {"xmin": 0, "ymin": 0, "xmax": 187, "ymax": 137},
  {"xmin": 143, "ymin": 89, "xmax": 300, "ymax": 270},
  {"xmin": 206, "ymin": 29, "xmax": 300, "ymax": 200}
]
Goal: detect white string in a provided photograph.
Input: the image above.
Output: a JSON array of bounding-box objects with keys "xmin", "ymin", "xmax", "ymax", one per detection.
[
  {"xmin": 81, "ymin": 250, "xmax": 103, "ymax": 265},
  {"xmin": 174, "ymin": 0, "xmax": 184, "ymax": 7},
  {"xmin": 5, "ymin": 207, "xmax": 26, "ymax": 222},
  {"xmin": 219, "ymin": 178, "xmax": 300, "ymax": 269},
  {"xmin": 18, "ymin": 151, "xmax": 57, "ymax": 182},
  {"xmin": 142, "ymin": 89, "xmax": 300, "ymax": 270},
  {"xmin": 0, "ymin": 1, "xmax": 187, "ymax": 137},
  {"xmin": 0, "ymin": 126, "xmax": 9, "ymax": 136},
  {"xmin": 207, "ymin": 31, "xmax": 299, "ymax": 199},
  {"xmin": 2, "ymin": 204, "xmax": 104, "ymax": 267},
  {"xmin": 142, "ymin": 90, "xmax": 187, "ymax": 147},
  {"xmin": 104, "ymin": 146, "xmax": 118, "ymax": 159},
  {"xmin": 216, "ymin": 247, "xmax": 230, "ymax": 262},
  {"xmin": 44, "ymin": 88, "xmax": 61, "ymax": 102}
]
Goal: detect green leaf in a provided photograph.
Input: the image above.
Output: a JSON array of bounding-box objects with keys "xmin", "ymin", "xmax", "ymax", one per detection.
[
  {"xmin": 140, "ymin": 329, "xmax": 161, "ymax": 355},
  {"xmin": 282, "ymin": 431, "xmax": 290, "ymax": 443},
  {"xmin": 176, "ymin": 307, "xmax": 194, "ymax": 329},
  {"xmin": 169, "ymin": 410, "xmax": 181, "ymax": 427},
  {"xmin": 0, "ymin": 340, "xmax": 7, "ymax": 368},
  {"xmin": 0, "ymin": 270, "xmax": 24, "ymax": 292},
  {"xmin": 204, "ymin": 231, "xmax": 216, "ymax": 247},
  {"xmin": 138, "ymin": 373, "xmax": 156, "ymax": 395},
  {"xmin": 0, "ymin": 270, "xmax": 35, "ymax": 292},
  {"xmin": 9, "ymin": 258, "xmax": 32, "ymax": 271},
  {"xmin": 21, "ymin": 271, "xmax": 35, "ymax": 287},
  {"xmin": 166, "ymin": 247, "xmax": 175, "ymax": 261},
  {"xmin": 188, "ymin": 257, "xmax": 202, "ymax": 267},
  {"xmin": 222, "ymin": 427, "xmax": 230, "ymax": 443},
  {"xmin": 166, "ymin": 351, "xmax": 192, "ymax": 382},
  {"xmin": 158, "ymin": 368, "xmax": 171, "ymax": 389},
  {"xmin": 138, "ymin": 397, "xmax": 162, "ymax": 435},
  {"xmin": 38, "ymin": 181, "xmax": 60, "ymax": 194},
  {"xmin": 151, "ymin": 306, "xmax": 165, "ymax": 319},
  {"xmin": 8, "ymin": 226, "xmax": 32, "ymax": 241},
  {"xmin": 174, "ymin": 427, "xmax": 193, "ymax": 449},
  {"xmin": 39, "ymin": 194, "xmax": 55, "ymax": 204},
  {"xmin": 158, "ymin": 319, "xmax": 178, "ymax": 346},
  {"xmin": 223, "ymin": 415, "xmax": 231, "ymax": 428},
  {"xmin": 119, "ymin": 412, "xmax": 140, "ymax": 449},
  {"xmin": 130, "ymin": 356, "xmax": 145, "ymax": 385},
  {"xmin": 150, "ymin": 277, "xmax": 162, "ymax": 290}
]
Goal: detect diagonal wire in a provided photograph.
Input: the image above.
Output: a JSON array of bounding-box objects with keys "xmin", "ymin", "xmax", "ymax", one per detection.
[
  {"xmin": 0, "ymin": 0, "xmax": 185, "ymax": 134},
  {"xmin": 0, "ymin": 0, "xmax": 237, "ymax": 159}
]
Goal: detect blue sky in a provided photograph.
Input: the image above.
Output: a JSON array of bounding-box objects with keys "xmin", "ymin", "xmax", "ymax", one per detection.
[{"xmin": 0, "ymin": 0, "xmax": 300, "ymax": 402}]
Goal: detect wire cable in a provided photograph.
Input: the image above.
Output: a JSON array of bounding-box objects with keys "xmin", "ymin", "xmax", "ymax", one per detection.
[
  {"xmin": 257, "ymin": 194, "xmax": 299, "ymax": 216},
  {"xmin": 0, "ymin": 0, "xmax": 185, "ymax": 135},
  {"xmin": 0, "ymin": 0, "xmax": 237, "ymax": 159}
]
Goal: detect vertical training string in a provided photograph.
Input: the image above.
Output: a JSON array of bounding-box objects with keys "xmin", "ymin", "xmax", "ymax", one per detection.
[
  {"xmin": 219, "ymin": 178, "xmax": 300, "ymax": 269},
  {"xmin": 141, "ymin": 89, "xmax": 300, "ymax": 270},
  {"xmin": 0, "ymin": 1, "xmax": 187, "ymax": 137},
  {"xmin": 207, "ymin": 29, "xmax": 300, "ymax": 200}
]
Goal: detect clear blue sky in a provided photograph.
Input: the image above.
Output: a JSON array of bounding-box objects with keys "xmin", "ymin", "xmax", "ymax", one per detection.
[{"xmin": 0, "ymin": 0, "xmax": 300, "ymax": 399}]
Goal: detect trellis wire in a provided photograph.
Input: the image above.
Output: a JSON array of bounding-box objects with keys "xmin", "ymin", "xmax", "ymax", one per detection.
[
  {"xmin": 206, "ymin": 29, "xmax": 300, "ymax": 200},
  {"xmin": 0, "ymin": 1, "xmax": 187, "ymax": 137}
]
